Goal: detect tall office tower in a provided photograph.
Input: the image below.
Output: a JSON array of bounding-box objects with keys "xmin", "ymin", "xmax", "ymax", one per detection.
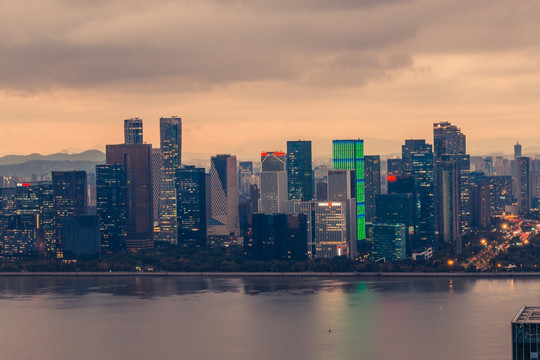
[
  {"xmin": 375, "ymin": 193, "xmax": 416, "ymax": 254},
  {"xmin": 52, "ymin": 171, "xmax": 87, "ymax": 258},
  {"xmin": 209, "ymin": 154, "xmax": 239, "ymax": 237},
  {"xmin": 327, "ymin": 170, "xmax": 356, "ymax": 201},
  {"xmin": 517, "ymin": 157, "xmax": 532, "ymax": 214},
  {"xmin": 387, "ymin": 159, "xmax": 403, "ymax": 176},
  {"xmin": 316, "ymin": 181, "xmax": 328, "ymax": 201},
  {"xmin": 327, "ymin": 169, "xmax": 357, "ymax": 257},
  {"xmin": 364, "ymin": 155, "xmax": 381, "ymax": 222},
  {"xmin": 402, "ymin": 140, "xmax": 431, "ymax": 175},
  {"xmin": 13, "ymin": 182, "xmax": 55, "ymax": 257},
  {"xmin": 244, "ymin": 213, "xmax": 307, "ymax": 261},
  {"xmin": 96, "ymin": 164, "xmax": 127, "ymax": 254},
  {"xmin": 433, "ymin": 122, "xmax": 466, "ymax": 159},
  {"xmin": 387, "ymin": 175, "xmax": 420, "ymax": 252},
  {"xmin": 294, "ymin": 201, "xmax": 352, "ymax": 259},
  {"xmin": 332, "ymin": 139, "xmax": 365, "ymax": 247},
  {"xmin": 487, "ymin": 176, "xmax": 513, "ymax": 211},
  {"xmin": 62, "ymin": 215, "xmax": 100, "ymax": 258},
  {"xmin": 261, "ymin": 151, "xmax": 286, "ymax": 171},
  {"xmin": 0, "ymin": 214, "xmax": 39, "ymax": 257},
  {"xmin": 151, "ymin": 148, "xmax": 162, "ymax": 223},
  {"xmin": 106, "ymin": 144, "xmax": 153, "ymax": 249},
  {"xmin": 433, "ymin": 122, "xmax": 470, "ymax": 250},
  {"xmin": 437, "ymin": 160, "xmax": 461, "ymax": 252},
  {"xmin": 238, "ymin": 161, "xmax": 253, "ymax": 197},
  {"xmin": 410, "ymin": 150, "xmax": 435, "ymax": 246},
  {"xmin": 260, "ymin": 152, "xmax": 288, "ymax": 215},
  {"xmin": 124, "ymin": 117, "xmax": 143, "ymax": 145},
  {"xmin": 469, "ymin": 174, "xmax": 491, "ymax": 229},
  {"xmin": 287, "ymin": 141, "xmax": 314, "ymax": 201},
  {"xmin": 512, "ymin": 306, "xmax": 540, "ymax": 360},
  {"xmin": 514, "ymin": 142, "xmax": 522, "ymax": 160},
  {"xmin": 371, "ymin": 223, "xmax": 407, "ymax": 262},
  {"xmin": 176, "ymin": 166, "xmax": 206, "ymax": 247},
  {"xmin": 159, "ymin": 116, "xmax": 182, "ymax": 244}
]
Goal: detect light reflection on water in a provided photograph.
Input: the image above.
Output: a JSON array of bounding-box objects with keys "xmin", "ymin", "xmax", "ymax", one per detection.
[{"xmin": 0, "ymin": 276, "xmax": 535, "ymax": 360}]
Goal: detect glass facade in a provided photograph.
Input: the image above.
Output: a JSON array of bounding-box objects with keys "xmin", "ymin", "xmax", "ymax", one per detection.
[
  {"xmin": 96, "ymin": 164, "xmax": 127, "ymax": 253},
  {"xmin": 332, "ymin": 139, "xmax": 365, "ymax": 241},
  {"xmin": 287, "ymin": 141, "xmax": 313, "ymax": 201},
  {"xmin": 512, "ymin": 306, "xmax": 540, "ymax": 360},
  {"xmin": 176, "ymin": 166, "xmax": 206, "ymax": 247}
]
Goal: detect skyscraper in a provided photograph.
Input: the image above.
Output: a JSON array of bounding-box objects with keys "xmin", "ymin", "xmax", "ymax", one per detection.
[
  {"xmin": 294, "ymin": 201, "xmax": 352, "ymax": 259},
  {"xmin": 52, "ymin": 171, "xmax": 87, "ymax": 258},
  {"xmin": 209, "ymin": 154, "xmax": 239, "ymax": 237},
  {"xmin": 372, "ymin": 223, "xmax": 407, "ymax": 262},
  {"xmin": 332, "ymin": 139, "xmax": 365, "ymax": 246},
  {"xmin": 364, "ymin": 155, "xmax": 381, "ymax": 222},
  {"xmin": 151, "ymin": 148, "xmax": 162, "ymax": 223},
  {"xmin": 387, "ymin": 159, "xmax": 403, "ymax": 176},
  {"xmin": 96, "ymin": 164, "xmax": 127, "ymax": 253},
  {"xmin": 159, "ymin": 116, "xmax": 182, "ymax": 244},
  {"xmin": 411, "ymin": 151, "xmax": 435, "ymax": 245},
  {"xmin": 433, "ymin": 122, "xmax": 470, "ymax": 252},
  {"xmin": 260, "ymin": 152, "xmax": 288, "ymax": 215},
  {"xmin": 517, "ymin": 157, "xmax": 532, "ymax": 214},
  {"xmin": 124, "ymin": 117, "xmax": 143, "ymax": 145},
  {"xmin": 514, "ymin": 141, "xmax": 522, "ymax": 160},
  {"xmin": 106, "ymin": 144, "xmax": 153, "ymax": 249},
  {"xmin": 402, "ymin": 140, "xmax": 432, "ymax": 176},
  {"xmin": 287, "ymin": 141, "xmax": 313, "ymax": 201},
  {"xmin": 176, "ymin": 166, "xmax": 206, "ymax": 247}
]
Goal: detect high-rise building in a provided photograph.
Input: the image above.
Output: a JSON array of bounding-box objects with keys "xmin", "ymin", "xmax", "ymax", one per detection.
[
  {"xmin": 0, "ymin": 214, "xmax": 39, "ymax": 257},
  {"xmin": 244, "ymin": 213, "xmax": 307, "ymax": 261},
  {"xmin": 96, "ymin": 164, "xmax": 127, "ymax": 253},
  {"xmin": 238, "ymin": 161, "xmax": 253, "ymax": 197},
  {"xmin": 372, "ymin": 223, "xmax": 407, "ymax": 262},
  {"xmin": 511, "ymin": 306, "xmax": 540, "ymax": 360},
  {"xmin": 402, "ymin": 140, "xmax": 431, "ymax": 175},
  {"xmin": 151, "ymin": 148, "xmax": 162, "ymax": 223},
  {"xmin": 262, "ymin": 151, "xmax": 286, "ymax": 171},
  {"xmin": 437, "ymin": 160, "xmax": 461, "ymax": 252},
  {"xmin": 433, "ymin": 122, "xmax": 470, "ymax": 253},
  {"xmin": 410, "ymin": 149, "xmax": 435, "ymax": 246},
  {"xmin": 517, "ymin": 157, "xmax": 532, "ymax": 214},
  {"xmin": 176, "ymin": 166, "xmax": 207, "ymax": 247},
  {"xmin": 514, "ymin": 142, "xmax": 522, "ymax": 160},
  {"xmin": 487, "ymin": 176, "xmax": 513, "ymax": 211},
  {"xmin": 433, "ymin": 122, "xmax": 466, "ymax": 158},
  {"xmin": 106, "ymin": 144, "xmax": 153, "ymax": 249},
  {"xmin": 364, "ymin": 155, "xmax": 381, "ymax": 223},
  {"xmin": 332, "ymin": 139, "xmax": 365, "ymax": 247},
  {"xmin": 52, "ymin": 171, "xmax": 87, "ymax": 258},
  {"xmin": 13, "ymin": 182, "xmax": 55, "ymax": 257},
  {"xmin": 375, "ymin": 192, "xmax": 416, "ymax": 254},
  {"xmin": 469, "ymin": 173, "xmax": 491, "ymax": 229},
  {"xmin": 327, "ymin": 169, "xmax": 357, "ymax": 257},
  {"xmin": 124, "ymin": 117, "xmax": 143, "ymax": 145},
  {"xmin": 159, "ymin": 116, "xmax": 182, "ymax": 244},
  {"xmin": 62, "ymin": 215, "xmax": 100, "ymax": 258},
  {"xmin": 209, "ymin": 154, "xmax": 239, "ymax": 237},
  {"xmin": 387, "ymin": 159, "xmax": 403, "ymax": 176},
  {"xmin": 287, "ymin": 141, "xmax": 313, "ymax": 201},
  {"xmin": 294, "ymin": 201, "xmax": 353, "ymax": 259},
  {"xmin": 260, "ymin": 152, "xmax": 288, "ymax": 215}
]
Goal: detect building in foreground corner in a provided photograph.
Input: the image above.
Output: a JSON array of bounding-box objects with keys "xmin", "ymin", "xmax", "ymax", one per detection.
[{"xmin": 512, "ymin": 306, "xmax": 540, "ymax": 360}]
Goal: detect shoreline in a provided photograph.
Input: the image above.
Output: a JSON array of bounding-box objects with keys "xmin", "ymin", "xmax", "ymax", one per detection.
[{"xmin": 0, "ymin": 271, "xmax": 539, "ymax": 277}]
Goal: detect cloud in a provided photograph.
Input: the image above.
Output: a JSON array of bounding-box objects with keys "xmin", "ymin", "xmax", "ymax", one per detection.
[{"xmin": 0, "ymin": 0, "xmax": 539, "ymax": 95}]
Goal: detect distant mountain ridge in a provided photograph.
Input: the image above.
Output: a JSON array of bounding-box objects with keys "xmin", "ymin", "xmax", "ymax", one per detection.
[
  {"xmin": 0, "ymin": 150, "xmax": 105, "ymax": 166},
  {"xmin": 0, "ymin": 160, "xmax": 104, "ymax": 178}
]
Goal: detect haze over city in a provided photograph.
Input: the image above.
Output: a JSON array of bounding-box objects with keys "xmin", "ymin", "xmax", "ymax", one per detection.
[{"xmin": 1, "ymin": 0, "xmax": 540, "ymax": 158}]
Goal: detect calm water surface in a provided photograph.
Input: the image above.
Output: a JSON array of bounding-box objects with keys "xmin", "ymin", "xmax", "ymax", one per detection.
[{"xmin": 0, "ymin": 276, "xmax": 535, "ymax": 360}]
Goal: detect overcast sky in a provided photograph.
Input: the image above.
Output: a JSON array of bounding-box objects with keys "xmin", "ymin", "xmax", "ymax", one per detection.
[{"xmin": 1, "ymin": 0, "xmax": 540, "ymax": 159}]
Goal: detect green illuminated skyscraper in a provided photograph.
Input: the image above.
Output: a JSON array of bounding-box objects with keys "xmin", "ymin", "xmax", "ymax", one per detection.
[{"xmin": 332, "ymin": 139, "xmax": 365, "ymax": 244}]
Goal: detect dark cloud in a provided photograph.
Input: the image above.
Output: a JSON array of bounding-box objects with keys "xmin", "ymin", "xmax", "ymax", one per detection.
[{"xmin": 0, "ymin": 0, "xmax": 539, "ymax": 93}]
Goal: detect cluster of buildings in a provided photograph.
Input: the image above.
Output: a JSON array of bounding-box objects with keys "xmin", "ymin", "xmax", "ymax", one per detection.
[{"xmin": 0, "ymin": 119, "xmax": 539, "ymax": 262}]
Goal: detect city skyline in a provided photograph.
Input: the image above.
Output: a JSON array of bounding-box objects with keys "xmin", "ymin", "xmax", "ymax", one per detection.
[{"xmin": 1, "ymin": 1, "xmax": 540, "ymax": 157}]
